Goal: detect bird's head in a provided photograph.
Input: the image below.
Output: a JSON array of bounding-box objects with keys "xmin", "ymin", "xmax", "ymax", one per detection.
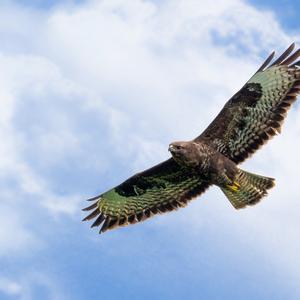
[
  {"xmin": 168, "ymin": 141, "xmax": 188, "ymax": 154},
  {"xmin": 168, "ymin": 141, "xmax": 197, "ymax": 166}
]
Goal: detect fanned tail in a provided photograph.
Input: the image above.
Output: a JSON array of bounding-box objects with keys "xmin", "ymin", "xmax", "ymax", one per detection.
[{"xmin": 221, "ymin": 169, "xmax": 275, "ymax": 209}]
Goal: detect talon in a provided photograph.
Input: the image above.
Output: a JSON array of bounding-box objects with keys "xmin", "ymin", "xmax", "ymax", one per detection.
[{"xmin": 227, "ymin": 181, "xmax": 240, "ymax": 192}]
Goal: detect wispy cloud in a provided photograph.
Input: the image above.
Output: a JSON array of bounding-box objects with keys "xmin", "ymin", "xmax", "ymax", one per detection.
[
  {"xmin": 0, "ymin": 0, "xmax": 299, "ymax": 299},
  {"xmin": 0, "ymin": 277, "xmax": 22, "ymax": 297}
]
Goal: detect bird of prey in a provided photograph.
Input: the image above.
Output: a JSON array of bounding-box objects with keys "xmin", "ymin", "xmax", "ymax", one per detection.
[{"xmin": 83, "ymin": 43, "xmax": 300, "ymax": 233}]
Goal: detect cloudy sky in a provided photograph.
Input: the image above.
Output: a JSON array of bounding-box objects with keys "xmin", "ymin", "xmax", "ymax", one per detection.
[{"xmin": 0, "ymin": 0, "xmax": 300, "ymax": 299}]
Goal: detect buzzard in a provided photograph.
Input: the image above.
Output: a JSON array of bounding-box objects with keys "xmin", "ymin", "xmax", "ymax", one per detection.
[{"xmin": 83, "ymin": 43, "xmax": 300, "ymax": 233}]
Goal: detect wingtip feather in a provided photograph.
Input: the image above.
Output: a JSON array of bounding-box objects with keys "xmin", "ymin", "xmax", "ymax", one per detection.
[
  {"xmin": 82, "ymin": 202, "xmax": 98, "ymax": 211},
  {"xmin": 270, "ymin": 43, "xmax": 295, "ymax": 67},
  {"xmin": 280, "ymin": 48, "xmax": 300, "ymax": 66},
  {"xmin": 87, "ymin": 195, "xmax": 101, "ymax": 201},
  {"xmin": 82, "ymin": 208, "xmax": 100, "ymax": 221},
  {"xmin": 91, "ymin": 214, "xmax": 105, "ymax": 228}
]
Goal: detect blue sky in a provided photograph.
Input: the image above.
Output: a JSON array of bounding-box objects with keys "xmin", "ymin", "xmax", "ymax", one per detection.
[
  {"xmin": 0, "ymin": 1, "xmax": 300, "ymax": 299},
  {"xmin": 248, "ymin": 0, "xmax": 300, "ymax": 31}
]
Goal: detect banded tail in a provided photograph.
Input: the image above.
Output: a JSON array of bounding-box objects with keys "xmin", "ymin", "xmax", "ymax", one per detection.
[{"xmin": 221, "ymin": 169, "xmax": 275, "ymax": 209}]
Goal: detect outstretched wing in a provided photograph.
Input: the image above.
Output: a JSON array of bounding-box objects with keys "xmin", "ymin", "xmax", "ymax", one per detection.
[
  {"xmin": 83, "ymin": 159, "xmax": 210, "ymax": 233},
  {"xmin": 196, "ymin": 43, "xmax": 300, "ymax": 164}
]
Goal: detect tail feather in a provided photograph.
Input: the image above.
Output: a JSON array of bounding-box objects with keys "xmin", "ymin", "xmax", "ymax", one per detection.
[{"xmin": 221, "ymin": 169, "xmax": 275, "ymax": 209}]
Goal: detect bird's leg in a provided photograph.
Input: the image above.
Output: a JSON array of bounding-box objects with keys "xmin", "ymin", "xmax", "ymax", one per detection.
[
  {"xmin": 226, "ymin": 181, "xmax": 240, "ymax": 192},
  {"xmin": 217, "ymin": 173, "xmax": 240, "ymax": 192}
]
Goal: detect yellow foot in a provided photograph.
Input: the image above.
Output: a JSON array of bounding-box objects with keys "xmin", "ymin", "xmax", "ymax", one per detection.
[{"xmin": 226, "ymin": 181, "xmax": 240, "ymax": 192}]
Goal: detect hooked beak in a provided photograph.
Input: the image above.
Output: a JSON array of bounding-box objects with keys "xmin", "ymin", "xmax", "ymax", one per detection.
[{"xmin": 168, "ymin": 144, "xmax": 175, "ymax": 152}]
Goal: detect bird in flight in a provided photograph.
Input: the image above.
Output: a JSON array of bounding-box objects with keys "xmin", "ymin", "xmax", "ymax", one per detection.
[{"xmin": 83, "ymin": 43, "xmax": 300, "ymax": 234}]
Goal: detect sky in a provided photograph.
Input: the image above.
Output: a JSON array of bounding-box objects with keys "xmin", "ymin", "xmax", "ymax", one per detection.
[{"xmin": 0, "ymin": 0, "xmax": 300, "ymax": 299}]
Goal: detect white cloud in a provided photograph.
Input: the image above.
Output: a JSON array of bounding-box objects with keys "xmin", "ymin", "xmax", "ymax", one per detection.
[
  {"xmin": 0, "ymin": 0, "xmax": 300, "ymax": 297},
  {"xmin": 0, "ymin": 204, "xmax": 40, "ymax": 257},
  {"xmin": 0, "ymin": 272, "xmax": 68, "ymax": 300},
  {"xmin": 0, "ymin": 277, "xmax": 22, "ymax": 297}
]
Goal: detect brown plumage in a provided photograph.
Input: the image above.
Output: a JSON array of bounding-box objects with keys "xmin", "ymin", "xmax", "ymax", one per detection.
[{"xmin": 83, "ymin": 43, "xmax": 300, "ymax": 233}]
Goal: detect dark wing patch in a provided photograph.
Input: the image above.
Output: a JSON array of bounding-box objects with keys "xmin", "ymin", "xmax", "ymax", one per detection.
[
  {"xmin": 196, "ymin": 44, "xmax": 300, "ymax": 164},
  {"xmin": 83, "ymin": 159, "xmax": 210, "ymax": 233}
]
